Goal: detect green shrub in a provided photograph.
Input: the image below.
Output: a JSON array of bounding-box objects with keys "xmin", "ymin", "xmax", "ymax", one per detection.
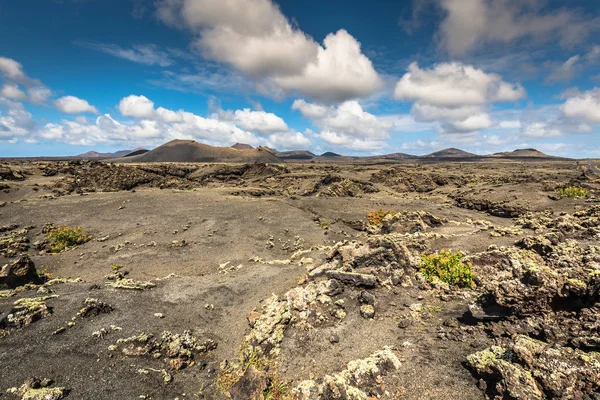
[
  {"xmin": 367, "ymin": 209, "xmax": 396, "ymax": 226},
  {"xmin": 556, "ymin": 186, "xmax": 589, "ymax": 198},
  {"xmin": 45, "ymin": 226, "xmax": 92, "ymax": 253},
  {"xmin": 419, "ymin": 250, "xmax": 475, "ymax": 288}
]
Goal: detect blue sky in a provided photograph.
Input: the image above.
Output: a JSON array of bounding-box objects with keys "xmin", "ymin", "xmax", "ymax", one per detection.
[{"xmin": 0, "ymin": 0, "xmax": 599, "ymax": 157}]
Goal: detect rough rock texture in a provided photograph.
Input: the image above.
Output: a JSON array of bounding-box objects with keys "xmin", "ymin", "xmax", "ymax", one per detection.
[
  {"xmin": 0, "ymin": 227, "xmax": 31, "ymax": 258},
  {"xmin": 110, "ymin": 330, "xmax": 217, "ymax": 370},
  {"xmin": 228, "ymin": 366, "xmax": 267, "ymax": 400},
  {"xmin": 0, "ymin": 296, "xmax": 56, "ymax": 336},
  {"xmin": 6, "ymin": 377, "xmax": 66, "ymax": 400},
  {"xmin": 467, "ymin": 335, "xmax": 600, "ymax": 400},
  {"xmin": 0, "ymin": 255, "xmax": 42, "ymax": 289},
  {"xmin": 76, "ymin": 297, "xmax": 113, "ymax": 318},
  {"xmin": 293, "ymin": 347, "xmax": 401, "ymax": 399},
  {"xmin": 368, "ymin": 211, "xmax": 445, "ymax": 235}
]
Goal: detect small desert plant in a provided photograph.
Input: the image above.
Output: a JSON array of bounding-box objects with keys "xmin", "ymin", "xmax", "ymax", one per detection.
[
  {"xmin": 367, "ymin": 209, "xmax": 397, "ymax": 226},
  {"xmin": 556, "ymin": 186, "xmax": 589, "ymax": 199},
  {"xmin": 420, "ymin": 250, "xmax": 475, "ymax": 288},
  {"xmin": 264, "ymin": 378, "xmax": 290, "ymax": 400},
  {"xmin": 45, "ymin": 226, "xmax": 92, "ymax": 253},
  {"xmin": 319, "ymin": 221, "xmax": 331, "ymax": 229}
]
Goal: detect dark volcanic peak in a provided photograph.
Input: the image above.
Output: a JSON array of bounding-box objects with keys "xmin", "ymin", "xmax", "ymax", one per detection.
[
  {"xmin": 423, "ymin": 148, "xmax": 478, "ymax": 158},
  {"xmin": 123, "ymin": 139, "xmax": 282, "ymax": 163},
  {"xmin": 231, "ymin": 143, "xmax": 254, "ymax": 150},
  {"xmin": 123, "ymin": 148, "xmax": 149, "ymax": 157},
  {"xmin": 321, "ymin": 151, "xmax": 342, "ymax": 157}
]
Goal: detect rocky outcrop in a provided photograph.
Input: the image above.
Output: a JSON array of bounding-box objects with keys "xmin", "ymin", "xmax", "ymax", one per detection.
[
  {"xmin": 0, "ymin": 255, "xmax": 42, "ymax": 289},
  {"xmin": 109, "ymin": 330, "xmax": 217, "ymax": 371},
  {"xmin": 0, "ymin": 296, "xmax": 56, "ymax": 336},
  {"xmin": 0, "ymin": 227, "xmax": 31, "ymax": 258},
  {"xmin": 467, "ymin": 335, "xmax": 600, "ymax": 400},
  {"xmin": 293, "ymin": 347, "xmax": 401, "ymax": 399}
]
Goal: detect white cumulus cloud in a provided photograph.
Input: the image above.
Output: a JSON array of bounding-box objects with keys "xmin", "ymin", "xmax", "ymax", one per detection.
[
  {"xmin": 155, "ymin": 0, "xmax": 382, "ymax": 102},
  {"xmin": 293, "ymin": 99, "xmax": 392, "ymax": 150},
  {"xmin": 394, "ymin": 62, "xmax": 525, "ymax": 135},
  {"xmin": 216, "ymin": 108, "xmax": 288, "ymax": 135},
  {"xmin": 561, "ymin": 87, "xmax": 600, "ymax": 124},
  {"xmin": 0, "ymin": 56, "xmax": 52, "ymax": 105},
  {"xmin": 432, "ymin": 0, "xmax": 600, "ymax": 56},
  {"xmin": 119, "ymin": 95, "xmax": 156, "ymax": 119},
  {"xmin": 0, "ymin": 57, "xmax": 27, "ymax": 82},
  {"xmin": 274, "ymin": 30, "xmax": 383, "ymax": 103},
  {"xmin": 395, "ymin": 62, "xmax": 525, "ymax": 107},
  {"xmin": 54, "ymin": 96, "xmax": 99, "ymax": 114},
  {"xmin": 0, "ymin": 84, "xmax": 27, "ymax": 101}
]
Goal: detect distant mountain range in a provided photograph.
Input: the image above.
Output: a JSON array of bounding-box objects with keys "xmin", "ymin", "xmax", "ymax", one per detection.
[
  {"xmin": 76, "ymin": 140, "xmax": 564, "ymax": 163},
  {"xmin": 76, "ymin": 148, "xmax": 148, "ymax": 159}
]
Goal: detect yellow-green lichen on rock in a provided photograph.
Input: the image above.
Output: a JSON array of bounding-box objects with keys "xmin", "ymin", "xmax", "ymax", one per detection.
[
  {"xmin": 293, "ymin": 346, "xmax": 401, "ymax": 400},
  {"xmin": 6, "ymin": 378, "xmax": 66, "ymax": 400}
]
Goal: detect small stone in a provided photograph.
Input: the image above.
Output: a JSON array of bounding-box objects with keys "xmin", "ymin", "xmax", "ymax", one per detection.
[
  {"xmin": 154, "ymin": 313, "xmax": 164, "ymax": 319},
  {"xmin": 247, "ymin": 311, "xmax": 261, "ymax": 327},
  {"xmin": 400, "ymin": 275, "xmax": 414, "ymax": 288},
  {"xmin": 397, "ymin": 319, "xmax": 411, "ymax": 329},
  {"xmin": 359, "ymin": 290, "xmax": 375, "ymax": 305},
  {"xmin": 360, "ymin": 304, "xmax": 375, "ymax": 319}
]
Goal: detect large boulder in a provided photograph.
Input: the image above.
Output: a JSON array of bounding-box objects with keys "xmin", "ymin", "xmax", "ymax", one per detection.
[{"xmin": 0, "ymin": 255, "xmax": 42, "ymax": 289}]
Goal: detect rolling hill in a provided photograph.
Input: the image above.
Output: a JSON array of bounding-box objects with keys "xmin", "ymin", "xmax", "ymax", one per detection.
[
  {"xmin": 423, "ymin": 148, "xmax": 478, "ymax": 158},
  {"xmin": 276, "ymin": 150, "xmax": 317, "ymax": 160},
  {"xmin": 491, "ymin": 148, "xmax": 552, "ymax": 158}
]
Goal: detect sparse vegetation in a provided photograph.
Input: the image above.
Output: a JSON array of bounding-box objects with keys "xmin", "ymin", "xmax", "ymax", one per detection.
[
  {"xmin": 319, "ymin": 221, "xmax": 331, "ymax": 229},
  {"xmin": 420, "ymin": 250, "xmax": 475, "ymax": 288},
  {"xmin": 216, "ymin": 347, "xmax": 291, "ymax": 398},
  {"xmin": 367, "ymin": 209, "xmax": 397, "ymax": 226},
  {"xmin": 556, "ymin": 186, "xmax": 589, "ymax": 198},
  {"xmin": 264, "ymin": 378, "xmax": 290, "ymax": 400},
  {"xmin": 45, "ymin": 226, "xmax": 92, "ymax": 253}
]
